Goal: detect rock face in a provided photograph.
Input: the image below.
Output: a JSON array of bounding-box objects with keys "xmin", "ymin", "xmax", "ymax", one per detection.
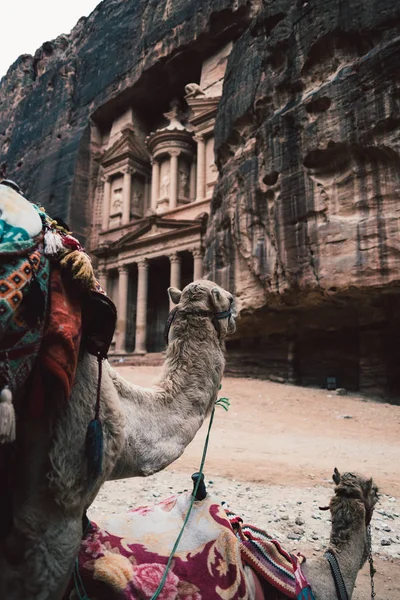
[
  {"xmin": 0, "ymin": 0, "xmax": 252, "ymax": 241},
  {"xmin": 206, "ymin": 0, "xmax": 400, "ymax": 400},
  {"xmin": 2, "ymin": 0, "xmax": 400, "ymax": 400}
]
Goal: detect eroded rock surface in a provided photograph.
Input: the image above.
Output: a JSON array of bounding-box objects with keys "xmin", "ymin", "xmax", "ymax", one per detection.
[
  {"xmin": 207, "ymin": 0, "xmax": 400, "ymax": 399},
  {"xmin": 2, "ymin": 0, "xmax": 400, "ymax": 398},
  {"xmin": 0, "ymin": 0, "xmax": 252, "ymax": 241}
]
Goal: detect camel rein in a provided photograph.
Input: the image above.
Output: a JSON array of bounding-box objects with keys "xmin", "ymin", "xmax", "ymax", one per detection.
[
  {"xmin": 320, "ymin": 496, "xmax": 376, "ymax": 600},
  {"xmin": 73, "ymin": 394, "xmax": 231, "ymax": 600},
  {"xmin": 164, "ymin": 306, "xmax": 232, "ymax": 345}
]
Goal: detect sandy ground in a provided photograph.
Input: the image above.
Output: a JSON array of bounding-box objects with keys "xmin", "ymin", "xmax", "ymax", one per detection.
[{"xmin": 90, "ymin": 367, "xmax": 400, "ymax": 599}]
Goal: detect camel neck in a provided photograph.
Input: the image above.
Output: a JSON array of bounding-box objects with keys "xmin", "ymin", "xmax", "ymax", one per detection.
[
  {"xmin": 329, "ymin": 507, "xmax": 368, "ymax": 597},
  {"xmin": 161, "ymin": 314, "xmax": 224, "ymax": 396}
]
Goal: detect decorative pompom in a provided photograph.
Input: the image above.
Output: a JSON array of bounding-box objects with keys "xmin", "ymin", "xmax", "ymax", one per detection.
[
  {"xmin": 44, "ymin": 230, "xmax": 64, "ymax": 257},
  {"xmin": 0, "ymin": 387, "xmax": 16, "ymax": 444},
  {"xmin": 85, "ymin": 418, "xmax": 103, "ymax": 488},
  {"xmin": 59, "ymin": 250, "xmax": 97, "ymax": 289},
  {"xmin": 62, "ymin": 235, "xmax": 82, "ymax": 251}
]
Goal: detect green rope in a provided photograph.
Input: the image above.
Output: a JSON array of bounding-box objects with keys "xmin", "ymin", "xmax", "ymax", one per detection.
[{"xmin": 149, "ymin": 396, "xmax": 229, "ymax": 600}]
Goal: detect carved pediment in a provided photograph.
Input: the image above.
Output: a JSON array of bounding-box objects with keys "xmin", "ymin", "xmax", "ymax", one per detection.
[
  {"xmin": 100, "ymin": 126, "xmax": 150, "ymax": 169},
  {"xmin": 110, "ymin": 215, "xmax": 204, "ymax": 249},
  {"xmin": 186, "ymin": 96, "xmax": 220, "ymax": 128}
]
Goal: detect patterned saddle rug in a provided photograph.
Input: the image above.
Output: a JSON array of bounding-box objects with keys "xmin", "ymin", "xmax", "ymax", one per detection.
[
  {"xmin": 65, "ymin": 493, "xmax": 314, "ymax": 600},
  {"xmin": 0, "ymin": 182, "xmax": 117, "ymax": 443},
  {"xmin": 0, "ymin": 184, "xmax": 50, "ymax": 441}
]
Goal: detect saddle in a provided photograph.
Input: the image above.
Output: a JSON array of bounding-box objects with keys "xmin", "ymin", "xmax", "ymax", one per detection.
[{"xmin": 0, "ymin": 181, "xmax": 116, "ymax": 441}]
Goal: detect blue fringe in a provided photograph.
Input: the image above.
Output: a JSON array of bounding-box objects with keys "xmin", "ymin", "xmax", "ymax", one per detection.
[
  {"xmin": 85, "ymin": 418, "xmax": 103, "ymax": 488},
  {"xmin": 298, "ymin": 587, "xmax": 316, "ymax": 600}
]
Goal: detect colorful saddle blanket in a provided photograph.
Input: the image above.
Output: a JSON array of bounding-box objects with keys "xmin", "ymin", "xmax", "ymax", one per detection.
[
  {"xmin": 0, "ymin": 183, "xmax": 116, "ymax": 412},
  {"xmin": 66, "ymin": 493, "xmax": 313, "ymax": 600},
  {"xmin": 0, "ymin": 185, "xmax": 50, "ymax": 396}
]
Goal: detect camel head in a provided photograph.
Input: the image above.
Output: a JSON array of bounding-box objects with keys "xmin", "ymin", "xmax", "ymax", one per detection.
[
  {"xmin": 168, "ymin": 279, "xmax": 236, "ymax": 337},
  {"xmin": 327, "ymin": 467, "xmax": 379, "ymax": 553}
]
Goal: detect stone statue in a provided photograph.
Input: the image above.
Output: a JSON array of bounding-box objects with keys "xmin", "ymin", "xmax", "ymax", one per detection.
[
  {"xmin": 161, "ymin": 174, "xmax": 170, "ymax": 198},
  {"xmin": 112, "ymin": 188, "xmax": 123, "ymax": 212},
  {"xmin": 184, "ymin": 83, "xmax": 206, "ymax": 98},
  {"xmin": 132, "ymin": 189, "xmax": 142, "ymax": 207},
  {"xmin": 179, "ymin": 169, "xmax": 189, "ymax": 198}
]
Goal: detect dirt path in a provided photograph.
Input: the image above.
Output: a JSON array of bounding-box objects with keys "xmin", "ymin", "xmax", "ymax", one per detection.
[{"xmin": 90, "ymin": 366, "xmax": 400, "ymax": 599}]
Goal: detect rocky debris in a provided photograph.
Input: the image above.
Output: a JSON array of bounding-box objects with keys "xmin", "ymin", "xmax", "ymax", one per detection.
[
  {"xmin": 336, "ymin": 389, "xmax": 348, "ymax": 396},
  {"xmin": 90, "ymin": 470, "xmax": 400, "ymax": 560}
]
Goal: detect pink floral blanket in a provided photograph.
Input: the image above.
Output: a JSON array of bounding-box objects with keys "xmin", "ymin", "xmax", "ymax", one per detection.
[{"xmin": 65, "ymin": 493, "xmax": 310, "ymax": 600}]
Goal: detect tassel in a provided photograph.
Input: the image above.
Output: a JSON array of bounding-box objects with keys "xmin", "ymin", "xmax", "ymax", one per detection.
[
  {"xmin": 59, "ymin": 250, "xmax": 96, "ymax": 290},
  {"xmin": 85, "ymin": 354, "xmax": 104, "ymax": 488},
  {"xmin": 44, "ymin": 229, "xmax": 64, "ymax": 257},
  {"xmin": 298, "ymin": 587, "xmax": 316, "ymax": 600},
  {"xmin": 23, "ymin": 265, "xmax": 45, "ymax": 327},
  {"xmin": 0, "ymin": 387, "xmax": 16, "ymax": 443}
]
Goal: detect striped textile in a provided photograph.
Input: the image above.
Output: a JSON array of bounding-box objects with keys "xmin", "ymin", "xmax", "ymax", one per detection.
[{"xmin": 225, "ymin": 510, "xmax": 298, "ymax": 598}]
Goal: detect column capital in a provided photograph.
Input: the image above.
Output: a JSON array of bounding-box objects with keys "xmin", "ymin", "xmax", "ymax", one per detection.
[
  {"xmin": 169, "ymin": 149, "xmax": 181, "ymax": 158},
  {"xmin": 98, "ymin": 266, "xmax": 108, "ymax": 276},
  {"xmin": 194, "ymin": 134, "xmax": 205, "ymax": 144},
  {"xmin": 192, "ymin": 247, "xmax": 204, "ymax": 258},
  {"xmin": 118, "ymin": 264, "xmax": 129, "ymax": 274},
  {"xmin": 138, "ymin": 258, "xmax": 149, "ymax": 270},
  {"xmin": 169, "ymin": 252, "xmax": 181, "ymax": 264},
  {"xmin": 122, "ymin": 166, "xmax": 134, "ymax": 175},
  {"xmin": 101, "ymin": 174, "xmax": 111, "ymax": 183}
]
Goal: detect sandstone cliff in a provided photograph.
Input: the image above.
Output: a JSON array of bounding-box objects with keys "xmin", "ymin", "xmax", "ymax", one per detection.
[
  {"xmin": 2, "ymin": 0, "xmax": 400, "ymax": 398},
  {"xmin": 0, "ymin": 0, "xmax": 252, "ymax": 241}
]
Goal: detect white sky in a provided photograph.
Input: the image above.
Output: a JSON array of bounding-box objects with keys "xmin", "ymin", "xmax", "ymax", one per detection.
[{"xmin": 0, "ymin": 0, "xmax": 101, "ymax": 79}]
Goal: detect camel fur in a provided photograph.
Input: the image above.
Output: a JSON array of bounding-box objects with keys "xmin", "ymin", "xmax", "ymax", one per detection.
[{"xmin": 0, "ymin": 279, "xmax": 235, "ymax": 600}]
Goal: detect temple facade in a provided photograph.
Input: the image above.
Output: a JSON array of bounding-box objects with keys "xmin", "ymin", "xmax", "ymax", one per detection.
[{"xmin": 89, "ymin": 44, "xmax": 231, "ymax": 354}]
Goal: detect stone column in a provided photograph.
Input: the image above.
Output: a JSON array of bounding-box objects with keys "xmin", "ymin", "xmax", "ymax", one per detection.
[
  {"xmin": 195, "ymin": 135, "xmax": 206, "ymax": 201},
  {"xmin": 135, "ymin": 259, "xmax": 149, "ymax": 354},
  {"xmin": 102, "ymin": 175, "xmax": 111, "ymax": 231},
  {"xmin": 122, "ymin": 167, "xmax": 133, "ymax": 225},
  {"xmin": 98, "ymin": 266, "xmax": 108, "ymax": 291},
  {"xmin": 116, "ymin": 265, "xmax": 129, "ymax": 352},
  {"xmin": 193, "ymin": 248, "xmax": 204, "ymax": 281},
  {"xmin": 169, "ymin": 252, "xmax": 181, "ymax": 310},
  {"xmin": 169, "ymin": 150, "xmax": 180, "ymax": 210},
  {"xmin": 151, "ymin": 159, "xmax": 160, "ymax": 212},
  {"xmin": 190, "ymin": 161, "xmax": 196, "ymax": 201}
]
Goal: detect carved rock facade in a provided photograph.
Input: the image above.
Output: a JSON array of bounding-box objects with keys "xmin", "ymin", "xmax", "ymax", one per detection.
[{"xmin": 1, "ymin": 0, "xmax": 400, "ymax": 399}]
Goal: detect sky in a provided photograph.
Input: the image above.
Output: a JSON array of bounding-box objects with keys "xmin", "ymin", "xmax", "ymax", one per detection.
[{"xmin": 0, "ymin": 0, "xmax": 102, "ymax": 78}]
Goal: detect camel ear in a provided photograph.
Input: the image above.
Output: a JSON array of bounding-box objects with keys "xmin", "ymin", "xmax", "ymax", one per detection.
[
  {"xmin": 365, "ymin": 478, "xmax": 373, "ymax": 494},
  {"xmin": 168, "ymin": 287, "xmax": 182, "ymax": 305},
  {"xmin": 333, "ymin": 467, "xmax": 341, "ymax": 485},
  {"xmin": 210, "ymin": 287, "xmax": 222, "ymax": 308}
]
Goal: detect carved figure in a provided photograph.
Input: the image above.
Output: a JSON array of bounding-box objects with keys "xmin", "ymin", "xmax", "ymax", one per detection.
[
  {"xmin": 161, "ymin": 173, "xmax": 170, "ymax": 197},
  {"xmin": 179, "ymin": 168, "xmax": 189, "ymax": 198},
  {"xmin": 184, "ymin": 83, "xmax": 206, "ymax": 98}
]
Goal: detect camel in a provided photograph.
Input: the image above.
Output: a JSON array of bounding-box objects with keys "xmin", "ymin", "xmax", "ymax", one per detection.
[
  {"xmin": 0, "ymin": 278, "xmax": 236, "ymax": 600},
  {"xmin": 64, "ymin": 468, "xmax": 378, "ymax": 600}
]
